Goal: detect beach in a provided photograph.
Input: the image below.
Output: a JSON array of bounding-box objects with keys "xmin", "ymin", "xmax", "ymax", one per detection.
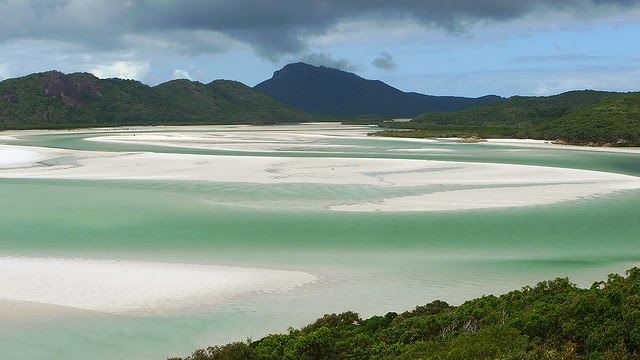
[
  {"xmin": 1, "ymin": 126, "xmax": 639, "ymax": 212},
  {"xmin": 2, "ymin": 124, "xmax": 640, "ymax": 359}
]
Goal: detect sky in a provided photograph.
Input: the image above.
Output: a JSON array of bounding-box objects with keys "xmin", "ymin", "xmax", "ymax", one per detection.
[{"xmin": 0, "ymin": 0, "xmax": 639, "ymax": 97}]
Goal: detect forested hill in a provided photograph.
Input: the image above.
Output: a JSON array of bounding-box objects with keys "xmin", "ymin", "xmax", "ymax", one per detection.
[
  {"xmin": 254, "ymin": 62, "xmax": 503, "ymax": 117},
  {"xmin": 390, "ymin": 90, "xmax": 640, "ymax": 146},
  {"xmin": 170, "ymin": 267, "xmax": 640, "ymax": 360},
  {"xmin": 0, "ymin": 71, "xmax": 314, "ymax": 129}
]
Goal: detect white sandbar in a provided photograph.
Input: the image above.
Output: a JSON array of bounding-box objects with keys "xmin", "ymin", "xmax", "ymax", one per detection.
[
  {"xmin": 0, "ymin": 256, "xmax": 317, "ymax": 316},
  {"xmin": 0, "ymin": 147, "xmax": 47, "ymax": 168},
  {"xmin": 0, "ymin": 135, "xmax": 20, "ymax": 141},
  {"xmin": 85, "ymin": 126, "xmax": 373, "ymax": 153},
  {"xmin": 2, "ymin": 123, "xmax": 640, "ymax": 212},
  {"xmin": 484, "ymin": 138, "xmax": 640, "ymax": 154},
  {"xmin": 330, "ymin": 183, "xmax": 635, "ymax": 212}
]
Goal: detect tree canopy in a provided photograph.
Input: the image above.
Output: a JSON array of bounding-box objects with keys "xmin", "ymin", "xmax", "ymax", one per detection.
[
  {"xmin": 0, "ymin": 71, "xmax": 314, "ymax": 129},
  {"xmin": 376, "ymin": 90, "xmax": 640, "ymax": 146},
  {"xmin": 170, "ymin": 267, "xmax": 640, "ymax": 360}
]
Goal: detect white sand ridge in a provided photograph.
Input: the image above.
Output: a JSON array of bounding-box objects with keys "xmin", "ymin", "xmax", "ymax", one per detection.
[
  {"xmin": 2, "ymin": 122, "xmax": 640, "ymax": 212},
  {"xmin": 2, "ymin": 142, "xmax": 640, "ymax": 211},
  {"xmin": 0, "ymin": 256, "xmax": 317, "ymax": 316},
  {"xmin": 0, "ymin": 147, "xmax": 47, "ymax": 168}
]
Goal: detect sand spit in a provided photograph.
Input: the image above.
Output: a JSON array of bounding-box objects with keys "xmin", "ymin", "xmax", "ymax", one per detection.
[
  {"xmin": 329, "ymin": 183, "xmax": 636, "ymax": 212},
  {"xmin": 0, "ymin": 135, "xmax": 20, "ymax": 141},
  {"xmin": 0, "ymin": 147, "xmax": 48, "ymax": 168},
  {"xmin": 85, "ymin": 128, "xmax": 374, "ymax": 153},
  {"xmin": 2, "ymin": 122, "xmax": 640, "ymax": 212},
  {"xmin": 85, "ymin": 127, "xmax": 640, "ymax": 155},
  {"xmin": 0, "ymin": 256, "xmax": 317, "ymax": 316},
  {"xmin": 1, "ymin": 143, "xmax": 636, "ymax": 184},
  {"xmin": 86, "ymin": 132, "xmax": 353, "ymax": 153},
  {"xmin": 1, "ymin": 142, "xmax": 640, "ymax": 211},
  {"xmin": 483, "ymin": 138, "xmax": 640, "ymax": 154}
]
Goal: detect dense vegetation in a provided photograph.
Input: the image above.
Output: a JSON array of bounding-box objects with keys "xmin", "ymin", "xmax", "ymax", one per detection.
[
  {"xmin": 255, "ymin": 62, "xmax": 503, "ymax": 117},
  {"xmin": 170, "ymin": 267, "xmax": 640, "ymax": 360},
  {"xmin": 0, "ymin": 71, "xmax": 314, "ymax": 129},
  {"xmin": 2, "ymin": 69, "xmax": 638, "ymax": 146},
  {"xmin": 374, "ymin": 90, "xmax": 640, "ymax": 146}
]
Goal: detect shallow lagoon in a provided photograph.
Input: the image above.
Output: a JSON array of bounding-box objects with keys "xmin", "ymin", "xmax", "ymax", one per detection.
[{"xmin": 1, "ymin": 125, "xmax": 639, "ymax": 359}]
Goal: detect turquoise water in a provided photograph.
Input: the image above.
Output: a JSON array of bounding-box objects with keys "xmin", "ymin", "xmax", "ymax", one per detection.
[
  {"xmin": 15, "ymin": 130, "xmax": 640, "ymax": 176},
  {"xmin": 1, "ymin": 129, "xmax": 640, "ymax": 359}
]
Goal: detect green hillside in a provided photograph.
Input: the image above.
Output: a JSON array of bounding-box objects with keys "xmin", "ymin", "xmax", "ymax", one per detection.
[
  {"xmin": 170, "ymin": 267, "xmax": 640, "ymax": 360},
  {"xmin": 0, "ymin": 71, "xmax": 314, "ymax": 129},
  {"xmin": 539, "ymin": 92, "xmax": 640, "ymax": 146},
  {"xmin": 378, "ymin": 90, "xmax": 639, "ymax": 146}
]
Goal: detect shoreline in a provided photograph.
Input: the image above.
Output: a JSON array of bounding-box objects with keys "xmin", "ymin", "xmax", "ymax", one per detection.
[
  {"xmin": 3, "ymin": 123, "xmax": 640, "ymax": 154},
  {"xmin": 1, "ymin": 140, "xmax": 639, "ymax": 212},
  {"xmin": 2, "ymin": 122, "xmax": 640, "ymax": 212},
  {"xmin": 481, "ymin": 138, "xmax": 640, "ymax": 154},
  {"xmin": 1, "ymin": 124, "xmax": 639, "ymax": 360}
]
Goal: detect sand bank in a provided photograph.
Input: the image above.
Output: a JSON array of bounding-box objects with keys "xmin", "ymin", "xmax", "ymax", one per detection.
[
  {"xmin": 85, "ymin": 126, "xmax": 374, "ymax": 153},
  {"xmin": 0, "ymin": 135, "xmax": 20, "ymax": 141},
  {"xmin": 0, "ymin": 147, "xmax": 48, "ymax": 168},
  {"xmin": 1, "ymin": 122, "xmax": 375, "ymax": 139},
  {"xmin": 85, "ymin": 126, "xmax": 640, "ymax": 155},
  {"xmin": 483, "ymin": 138, "xmax": 640, "ymax": 154},
  {"xmin": 330, "ymin": 183, "xmax": 637, "ymax": 212},
  {"xmin": 2, "ymin": 122, "xmax": 640, "ymax": 212},
  {"xmin": 1, "ymin": 143, "xmax": 639, "ymax": 211},
  {"xmin": 87, "ymin": 132, "xmax": 361, "ymax": 153},
  {"xmin": 1, "ymin": 143, "xmax": 635, "ymax": 185},
  {"xmin": 0, "ymin": 256, "xmax": 317, "ymax": 316}
]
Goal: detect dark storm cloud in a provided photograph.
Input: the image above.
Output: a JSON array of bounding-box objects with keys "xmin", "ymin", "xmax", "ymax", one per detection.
[
  {"xmin": 2, "ymin": 0, "xmax": 639, "ymax": 59},
  {"xmin": 372, "ymin": 52, "xmax": 397, "ymax": 71}
]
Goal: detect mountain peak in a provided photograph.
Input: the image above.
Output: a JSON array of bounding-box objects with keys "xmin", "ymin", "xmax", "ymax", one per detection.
[
  {"xmin": 255, "ymin": 63, "xmax": 502, "ymax": 117},
  {"xmin": 270, "ymin": 62, "xmax": 362, "ymax": 82}
]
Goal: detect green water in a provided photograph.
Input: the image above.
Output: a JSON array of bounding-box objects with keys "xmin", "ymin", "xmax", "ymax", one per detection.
[
  {"xmin": 15, "ymin": 130, "xmax": 640, "ymax": 176},
  {"xmin": 1, "ymin": 129, "xmax": 640, "ymax": 359}
]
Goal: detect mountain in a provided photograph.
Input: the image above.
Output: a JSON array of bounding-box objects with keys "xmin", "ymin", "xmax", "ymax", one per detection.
[
  {"xmin": 254, "ymin": 62, "xmax": 503, "ymax": 117},
  {"xmin": 386, "ymin": 90, "xmax": 640, "ymax": 146},
  {"xmin": 0, "ymin": 71, "xmax": 314, "ymax": 129}
]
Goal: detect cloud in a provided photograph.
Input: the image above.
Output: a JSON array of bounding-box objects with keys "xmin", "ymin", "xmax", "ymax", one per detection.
[
  {"xmin": 372, "ymin": 52, "xmax": 398, "ymax": 71},
  {"xmin": 90, "ymin": 61, "xmax": 150, "ymax": 81},
  {"xmin": 1, "ymin": 0, "xmax": 639, "ymax": 60},
  {"xmin": 172, "ymin": 69, "xmax": 193, "ymax": 81},
  {"xmin": 298, "ymin": 53, "xmax": 359, "ymax": 72}
]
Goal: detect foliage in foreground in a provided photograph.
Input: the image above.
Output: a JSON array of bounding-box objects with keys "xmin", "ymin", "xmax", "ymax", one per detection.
[{"xmin": 170, "ymin": 267, "xmax": 640, "ymax": 360}]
